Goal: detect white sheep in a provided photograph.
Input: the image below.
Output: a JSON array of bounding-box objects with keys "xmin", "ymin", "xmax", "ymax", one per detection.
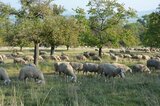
[
  {"xmin": 83, "ymin": 63, "xmax": 99, "ymax": 74},
  {"xmin": 112, "ymin": 63, "xmax": 132, "ymax": 73},
  {"xmin": 14, "ymin": 58, "xmax": 27, "ymax": 64},
  {"xmin": 0, "ymin": 68, "xmax": 11, "ymax": 85},
  {"xmin": 98, "ymin": 63, "xmax": 125, "ymax": 78},
  {"xmin": 70, "ymin": 62, "xmax": 83, "ymax": 73},
  {"xmin": 54, "ymin": 62, "xmax": 77, "ymax": 82},
  {"xmin": 19, "ymin": 65, "xmax": 45, "ymax": 84},
  {"xmin": 132, "ymin": 64, "xmax": 151, "ymax": 74}
]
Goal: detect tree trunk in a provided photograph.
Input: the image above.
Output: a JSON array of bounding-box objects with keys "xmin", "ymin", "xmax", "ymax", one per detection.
[
  {"xmin": 50, "ymin": 45, "xmax": 55, "ymax": 56},
  {"xmin": 98, "ymin": 47, "xmax": 102, "ymax": 58},
  {"xmin": 20, "ymin": 46, "xmax": 23, "ymax": 52},
  {"xmin": 34, "ymin": 43, "xmax": 39, "ymax": 66},
  {"xmin": 66, "ymin": 45, "xmax": 69, "ymax": 51}
]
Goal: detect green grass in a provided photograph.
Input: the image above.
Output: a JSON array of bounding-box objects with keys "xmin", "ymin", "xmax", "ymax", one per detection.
[{"xmin": 0, "ymin": 48, "xmax": 160, "ymax": 106}]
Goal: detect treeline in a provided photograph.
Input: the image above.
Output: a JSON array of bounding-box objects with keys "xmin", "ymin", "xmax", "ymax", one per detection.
[{"xmin": 0, "ymin": 0, "xmax": 159, "ymax": 65}]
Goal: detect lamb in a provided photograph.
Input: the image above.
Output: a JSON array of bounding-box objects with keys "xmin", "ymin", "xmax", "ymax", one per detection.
[
  {"xmin": 54, "ymin": 62, "xmax": 77, "ymax": 82},
  {"xmin": 83, "ymin": 63, "xmax": 99, "ymax": 74},
  {"xmin": 132, "ymin": 64, "xmax": 151, "ymax": 74},
  {"xmin": 98, "ymin": 63, "xmax": 125, "ymax": 78},
  {"xmin": 19, "ymin": 65, "xmax": 45, "ymax": 84},
  {"xmin": 70, "ymin": 62, "xmax": 83, "ymax": 73},
  {"xmin": 147, "ymin": 59, "xmax": 160, "ymax": 69},
  {"xmin": 112, "ymin": 63, "xmax": 132, "ymax": 73},
  {"xmin": 0, "ymin": 68, "xmax": 11, "ymax": 85}
]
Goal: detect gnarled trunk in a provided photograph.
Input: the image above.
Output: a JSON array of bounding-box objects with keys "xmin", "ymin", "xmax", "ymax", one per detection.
[
  {"xmin": 66, "ymin": 45, "xmax": 69, "ymax": 51},
  {"xmin": 34, "ymin": 43, "xmax": 39, "ymax": 66},
  {"xmin": 50, "ymin": 45, "xmax": 55, "ymax": 56},
  {"xmin": 98, "ymin": 47, "xmax": 102, "ymax": 58}
]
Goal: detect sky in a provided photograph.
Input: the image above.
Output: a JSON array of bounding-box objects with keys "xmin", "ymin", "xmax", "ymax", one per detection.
[{"xmin": 0, "ymin": 0, "xmax": 159, "ymax": 12}]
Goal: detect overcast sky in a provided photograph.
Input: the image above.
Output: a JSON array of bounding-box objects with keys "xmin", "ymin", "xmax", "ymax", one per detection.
[{"xmin": 0, "ymin": 0, "xmax": 159, "ymax": 12}]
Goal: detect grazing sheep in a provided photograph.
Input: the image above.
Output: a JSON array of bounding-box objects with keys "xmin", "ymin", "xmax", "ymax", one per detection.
[
  {"xmin": 76, "ymin": 55, "xmax": 86, "ymax": 60},
  {"xmin": 123, "ymin": 54, "xmax": 132, "ymax": 58},
  {"xmin": 83, "ymin": 52, "xmax": 90, "ymax": 58},
  {"xmin": 54, "ymin": 62, "xmax": 77, "ymax": 82},
  {"xmin": 132, "ymin": 55, "xmax": 143, "ymax": 60},
  {"xmin": 147, "ymin": 59, "xmax": 160, "ymax": 69},
  {"xmin": 91, "ymin": 55, "xmax": 101, "ymax": 61},
  {"xmin": 50, "ymin": 55, "xmax": 61, "ymax": 61},
  {"xmin": 83, "ymin": 63, "xmax": 99, "ymax": 74},
  {"xmin": 1, "ymin": 54, "xmax": 7, "ymax": 60},
  {"xmin": 19, "ymin": 65, "xmax": 45, "ymax": 84},
  {"xmin": 98, "ymin": 63, "xmax": 125, "ymax": 78},
  {"xmin": 14, "ymin": 58, "xmax": 27, "ymax": 64},
  {"xmin": 0, "ymin": 68, "xmax": 11, "ymax": 85},
  {"xmin": 17, "ymin": 52, "xmax": 24, "ymax": 56},
  {"xmin": 110, "ymin": 53, "xmax": 118, "ymax": 62},
  {"xmin": 39, "ymin": 51, "xmax": 48, "ymax": 55},
  {"xmin": 112, "ymin": 63, "xmax": 132, "ymax": 73},
  {"xmin": 38, "ymin": 56, "xmax": 44, "ymax": 61},
  {"xmin": 89, "ymin": 52, "xmax": 96, "ymax": 56},
  {"xmin": 60, "ymin": 55, "xmax": 69, "ymax": 61},
  {"xmin": 0, "ymin": 55, "xmax": 3, "ymax": 61},
  {"xmin": 70, "ymin": 62, "xmax": 83, "ymax": 73},
  {"xmin": 41, "ymin": 55, "xmax": 50, "ymax": 60},
  {"xmin": 23, "ymin": 55, "xmax": 34, "ymax": 62},
  {"xmin": 132, "ymin": 64, "xmax": 151, "ymax": 74},
  {"xmin": 142, "ymin": 55, "xmax": 150, "ymax": 60}
]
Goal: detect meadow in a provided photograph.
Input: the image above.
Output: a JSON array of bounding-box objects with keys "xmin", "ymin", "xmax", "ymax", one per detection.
[{"xmin": 0, "ymin": 47, "xmax": 160, "ymax": 106}]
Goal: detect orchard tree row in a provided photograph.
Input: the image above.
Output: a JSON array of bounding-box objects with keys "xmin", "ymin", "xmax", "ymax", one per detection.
[{"xmin": 0, "ymin": 0, "xmax": 159, "ymax": 65}]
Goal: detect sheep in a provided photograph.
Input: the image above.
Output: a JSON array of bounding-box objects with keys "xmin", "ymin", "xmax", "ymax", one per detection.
[
  {"xmin": 41, "ymin": 55, "xmax": 50, "ymax": 60},
  {"xmin": 60, "ymin": 55, "xmax": 69, "ymax": 61},
  {"xmin": 98, "ymin": 63, "xmax": 125, "ymax": 78},
  {"xmin": 54, "ymin": 62, "xmax": 77, "ymax": 82},
  {"xmin": 14, "ymin": 58, "xmax": 27, "ymax": 64},
  {"xmin": 23, "ymin": 55, "xmax": 34, "ymax": 62},
  {"xmin": 0, "ymin": 55, "xmax": 3, "ymax": 61},
  {"xmin": 132, "ymin": 64, "xmax": 151, "ymax": 74},
  {"xmin": 1, "ymin": 54, "xmax": 7, "ymax": 60},
  {"xmin": 39, "ymin": 51, "xmax": 48, "ymax": 55},
  {"xmin": 83, "ymin": 52, "xmax": 90, "ymax": 58},
  {"xmin": 110, "ymin": 53, "xmax": 118, "ymax": 62},
  {"xmin": 147, "ymin": 59, "xmax": 160, "ymax": 69},
  {"xmin": 0, "ymin": 68, "xmax": 11, "ymax": 85},
  {"xmin": 19, "ymin": 65, "xmax": 45, "ymax": 84},
  {"xmin": 91, "ymin": 55, "xmax": 101, "ymax": 61},
  {"xmin": 142, "ymin": 55, "xmax": 150, "ymax": 60},
  {"xmin": 70, "ymin": 62, "xmax": 83, "ymax": 73},
  {"xmin": 50, "ymin": 55, "xmax": 61, "ymax": 61},
  {"xmin": 83, "ymin": 63, "xmax": 99, "ymax": 74},
  {"xmin": 76, "ymin": 55, "xmax": 86, "ymax": 60},
  {"xmin": 112, "ymin": 63, "xmax": 132, "ymax": 73},
  {"xmin": 38, "ymin": 56, "xmax": 44, "ymax": 61}
]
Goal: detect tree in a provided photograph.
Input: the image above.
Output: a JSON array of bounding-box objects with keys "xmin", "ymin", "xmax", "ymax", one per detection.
[
  {"xmin": 43, "ymin": 15, "xmax": 65, "ymax": 55},
  {"xmin": 140, "ymin": 4, "xmax": 160, "ymax": 48},
  {"xmin": 0, "ymin": 2, "xmax": 15, "ymax": 46},
  {"xmin": 86, "ymin": 0, "xmax": 136, "ymax": 57},
  {"xmin": 63, "ymin": 17, "xmax": 80, "ymax": 50},
  {"xmin": 42, "ymin": 4, "xmax": 65, "ymax": 55},
  {"xmin": 16, "ymin": 0, "xmax": 54, "ymax": 66}
]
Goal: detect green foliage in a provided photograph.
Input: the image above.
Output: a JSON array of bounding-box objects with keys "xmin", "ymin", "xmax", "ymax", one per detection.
[
  {"xmin": 63, "ymin": 17, "xmax": 81, "ymax": 48},
  {"xmin": 140, "ymin": 5, "xmax": 160, "ymax": 47}
]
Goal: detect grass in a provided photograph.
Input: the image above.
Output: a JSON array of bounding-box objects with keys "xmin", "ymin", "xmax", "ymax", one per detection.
[{"xmin": 0, "ymin": 47, "xmax": 160, "ymax": 106}]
